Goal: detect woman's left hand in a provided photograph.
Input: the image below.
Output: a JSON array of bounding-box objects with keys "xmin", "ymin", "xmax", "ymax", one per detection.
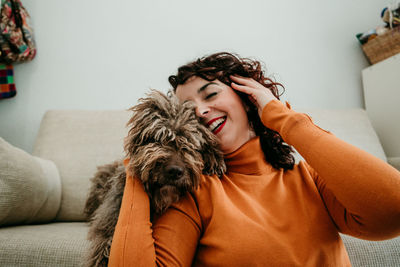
[{"xmin": 230, "ymin": 75, "xmax": 278, "ymax": 118}]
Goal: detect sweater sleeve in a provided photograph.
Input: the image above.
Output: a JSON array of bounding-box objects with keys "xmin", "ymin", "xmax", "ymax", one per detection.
[
  {"xmin": 261, "ymin": 100, "xmax": 400, "ymax": 240},
  {"xmin": 108, "ymin": 158, "xmax": 201, "ymax": 267}
]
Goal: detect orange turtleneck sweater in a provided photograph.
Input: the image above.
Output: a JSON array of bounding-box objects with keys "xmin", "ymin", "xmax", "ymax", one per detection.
[{"xmin": 108, "ymin": 100, "xmax": 400, "ymax": 267}]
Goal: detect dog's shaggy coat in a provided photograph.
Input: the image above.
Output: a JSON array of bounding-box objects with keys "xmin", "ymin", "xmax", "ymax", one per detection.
[{"xmin": 84, "ymin": 90, "xmax": 226, "ymax": 267}]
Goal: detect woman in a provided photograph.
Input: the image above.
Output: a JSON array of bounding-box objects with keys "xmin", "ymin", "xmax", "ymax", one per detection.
[{"xmin": 108, "ymin": 52, "xmax": 400, "ymax": 266}]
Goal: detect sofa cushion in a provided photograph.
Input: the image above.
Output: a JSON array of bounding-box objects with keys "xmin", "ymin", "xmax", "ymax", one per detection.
[
  {"xmin": 341, "ymin": 234, "xmax": 400, "ymax": 267},
  {"xmin": 388, "ymin": 157, "xmax": 400, "ymax": 171},
  {"xmin": 0, "ymin": 222, "xmax": 89, "ymax": 266},
  {"xmin": 0, "ymin": 137, "xmax": 61, "ymax": 226},
  {"xmin": 32, "ymin": 110, "xmax": 130, "ymax": 221},
  {"xmin": 0, "ymin": 222, "xmax": 398, "ymax": 267}
]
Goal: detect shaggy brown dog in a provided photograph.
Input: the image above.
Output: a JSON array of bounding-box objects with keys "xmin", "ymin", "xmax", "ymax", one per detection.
[{"xmin": 83, "ymin": 90, "xmax": 226, "ymax": 267}]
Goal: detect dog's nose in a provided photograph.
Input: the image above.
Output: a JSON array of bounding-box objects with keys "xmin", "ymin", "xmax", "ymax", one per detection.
[{"xmin": 166, "ymin": 165, "xmax": 184, "ymax": 179}]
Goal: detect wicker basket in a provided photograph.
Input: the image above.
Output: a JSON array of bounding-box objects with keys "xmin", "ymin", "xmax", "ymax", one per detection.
[{"xmin": 362, "ymin": 26, "xmax": 400, "ymax": 64}]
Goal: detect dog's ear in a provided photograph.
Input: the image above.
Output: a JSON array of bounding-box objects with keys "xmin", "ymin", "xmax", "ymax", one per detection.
[
  {"xmin": 196, "ymin": 124, "xmax": 226, "ymax": 178},
  {"xmin": 178, "ymin": 100, "xmax": 226, "ymax": 178},
  {"xmin": 124, "ymin": 90, "xmax": 171, "ymax": 158}
]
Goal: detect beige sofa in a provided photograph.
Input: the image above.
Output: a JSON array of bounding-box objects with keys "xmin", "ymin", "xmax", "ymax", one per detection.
[{"xmin": 0, "ymin": 107, "xmax": 399, "ymax": 267}]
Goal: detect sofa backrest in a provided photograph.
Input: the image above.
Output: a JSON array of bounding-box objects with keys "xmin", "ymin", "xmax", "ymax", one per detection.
[
  {"xmin": 295, "ymin": 107, "xmax": 387, "ymax": 163},
  {"xmin": 31, "ymin": 107, "xmax": 387, "ymax": 222},
  {"xmin": 32, "ymin": 110, "xmax": 130, "ymax": 221}
]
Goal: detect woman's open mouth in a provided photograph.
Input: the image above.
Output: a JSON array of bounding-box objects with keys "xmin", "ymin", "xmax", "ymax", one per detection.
[{"xmin": 207, "ymin": 116, "xmax": 227, "ymax": 134}]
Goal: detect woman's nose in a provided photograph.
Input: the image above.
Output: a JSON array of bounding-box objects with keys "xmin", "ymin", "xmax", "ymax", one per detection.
[{"xmin": 195, "ymin": 104, "xmax": 210, "ymax": 118}]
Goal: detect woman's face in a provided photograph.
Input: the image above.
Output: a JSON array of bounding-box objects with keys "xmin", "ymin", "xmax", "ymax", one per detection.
[{"xmin": 175, "ymin": 76, "xmax": 255, "ymax": 154}]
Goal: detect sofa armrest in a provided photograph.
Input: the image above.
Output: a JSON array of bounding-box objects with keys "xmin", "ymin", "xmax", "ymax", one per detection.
[{"xmin": 388, "ymin": 157, "xmax": 400, "ymax": 171}]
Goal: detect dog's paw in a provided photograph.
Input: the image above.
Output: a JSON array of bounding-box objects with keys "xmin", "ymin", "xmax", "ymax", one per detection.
[{"xmin": 217, "ymin": 164, "xmax": 226, "ymax": 178}]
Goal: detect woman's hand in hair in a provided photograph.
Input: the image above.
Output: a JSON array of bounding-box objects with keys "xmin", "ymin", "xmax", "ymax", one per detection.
[{"xmin": 230, "ymin": 75, "xmax": 277, "ymax": 118}]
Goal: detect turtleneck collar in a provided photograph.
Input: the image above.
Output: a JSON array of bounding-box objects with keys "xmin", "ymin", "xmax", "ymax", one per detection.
[{"xmin": 224, "ymin": 137, "xmax": 272, "ymax": 175}]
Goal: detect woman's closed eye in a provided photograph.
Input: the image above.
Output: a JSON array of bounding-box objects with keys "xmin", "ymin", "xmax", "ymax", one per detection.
[{"xmin": 205, "ymin": 92, "xmax": 217, "ymax": 100}]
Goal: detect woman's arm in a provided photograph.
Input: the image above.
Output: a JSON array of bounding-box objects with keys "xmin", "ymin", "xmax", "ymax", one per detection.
[
  {"xmin": 108, "ymin": 159, "xmax": 201, "ymax": 266},
  {"xmin": 230, "ymin": 75, "xmax": 400, "ymax": 240},
  {"xmin": 261, "ymin": 99, "xmax": 400, "ymax": 240}
]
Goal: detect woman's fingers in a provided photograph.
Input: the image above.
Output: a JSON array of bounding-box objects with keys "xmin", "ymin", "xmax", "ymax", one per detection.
[
  {"xmin": 230, "ymin": 74, "xmax": 278, "ymax": 117},
  {"xmin": 231, "ymin": 82, "xmax": 262, "ymax": 108},
  {"xmin": 230, "ymin": 75, "xmax": 257, "ymax": 87},
  {"xmin": 230, "ymin": 82, "xmax": 254, "ymax": 94}
]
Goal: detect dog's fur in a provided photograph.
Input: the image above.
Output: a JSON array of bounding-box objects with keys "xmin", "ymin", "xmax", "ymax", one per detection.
[{"xmin": 83, "ymin": 90, "xmax": 226, "ymax": 267}]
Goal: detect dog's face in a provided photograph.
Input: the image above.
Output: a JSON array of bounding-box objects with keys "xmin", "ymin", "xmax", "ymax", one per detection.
[{"xmin": 124, "ymin": 90, "xmax": 225, "ymax": 214}]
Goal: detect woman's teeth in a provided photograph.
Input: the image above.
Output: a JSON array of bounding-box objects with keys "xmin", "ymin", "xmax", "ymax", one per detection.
[{"xmin": 209, "ymin": 117, "xmax": 226, "ymax": 132}]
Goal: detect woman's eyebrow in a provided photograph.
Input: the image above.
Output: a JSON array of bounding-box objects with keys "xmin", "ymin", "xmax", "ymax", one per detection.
[{"xmin": 197, "ymin": 82, "xmax": 218, "ymax": 93}]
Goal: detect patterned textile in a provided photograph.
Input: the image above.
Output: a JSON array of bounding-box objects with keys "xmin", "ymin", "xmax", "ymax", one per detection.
[
  {"xmin": 0, "ymin": 0, "xmax": 36, "ymax": 64},
  {"xmin": 0, "ymin": 63, "xmax": 15, "ymax": 99}
]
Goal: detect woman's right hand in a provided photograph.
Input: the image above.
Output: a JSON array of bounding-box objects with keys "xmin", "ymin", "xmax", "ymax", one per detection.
[{"xmin": 230, "ymin": 75, "xmax": 278, "ymax": 118}]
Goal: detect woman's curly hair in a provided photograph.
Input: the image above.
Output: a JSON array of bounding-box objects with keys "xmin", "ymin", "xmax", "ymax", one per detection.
[{"xmin": 168, "ymin": 52, "xmax": 294, "ymax": 170}]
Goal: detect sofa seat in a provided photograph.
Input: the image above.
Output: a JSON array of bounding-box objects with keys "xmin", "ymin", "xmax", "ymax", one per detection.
[
  {"xmin": 0, "ymin": 222, "xmax": 89, "ymax": 266},
  {"xmin": 340, "ymin": 234, "xmax": 400, "ymax": 266},
  {"xmin": 0, "ymin": 221, "xmax": 399, "ymax": 266}
]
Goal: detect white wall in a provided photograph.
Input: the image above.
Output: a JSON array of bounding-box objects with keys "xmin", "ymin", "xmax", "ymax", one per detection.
[{"xmin": 0, "ymin": 0, "xmax": 385, "ymax": 153}]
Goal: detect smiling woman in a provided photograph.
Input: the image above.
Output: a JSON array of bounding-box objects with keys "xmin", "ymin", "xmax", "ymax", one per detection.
[
  {"xmin": 170, "ymin": 52, "xmax": 295, "ymax": 168},
  {"xmin": 108, "ymin": 52, "xmax": 400, "ymax": 267},
  {"xmin": 174, "ymin": 77, "xmax": 255, "ymax": 154}
]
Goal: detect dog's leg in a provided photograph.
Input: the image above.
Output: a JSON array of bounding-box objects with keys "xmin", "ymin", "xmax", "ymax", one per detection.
[
  {"xmin": 84, "ymin": 160, "xmax": 123, "ymax": 222},
  {"xmin": 84, "ymin": 163, "xmax": 126, "ymax": 267}
]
